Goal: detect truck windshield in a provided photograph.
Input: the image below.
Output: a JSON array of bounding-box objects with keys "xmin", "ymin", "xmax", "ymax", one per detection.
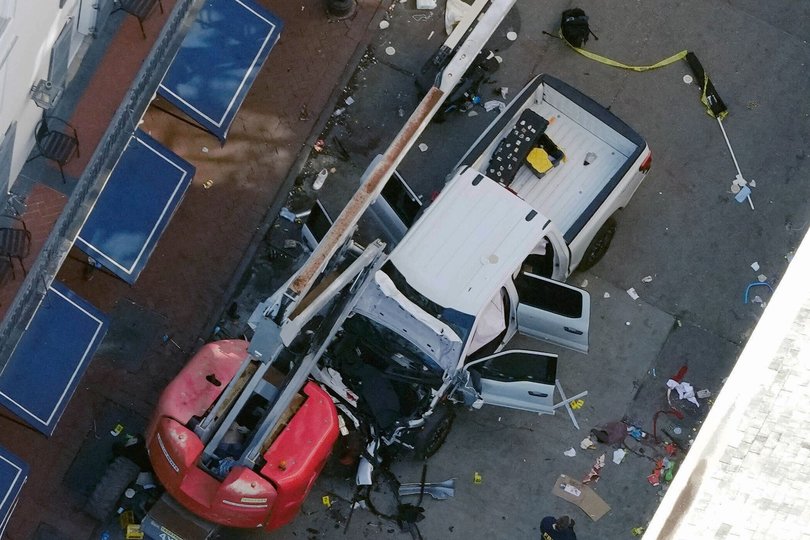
[{"xmin": 381, "ymin": 261, "xmax": 474, "ymax": 342}]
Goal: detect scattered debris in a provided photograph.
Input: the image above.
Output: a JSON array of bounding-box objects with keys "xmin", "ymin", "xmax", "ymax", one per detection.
[
  {"xmin": 564, "ymin": 448, "xmax": 577, "ymax": 457},
  {"xmin": 473, "ymin": 472, "xmax": 482, "ymax": 484},
  {"xmin": 506, "ymin": 30, "xmax": 518, "ymax": 41},
  {"xmin": 379, "ymin": 20, "xmax": 390, "ymax": 29},
  {"xmin": 743, "ymin": 281, "xmax": 772, "ymax": 304},
  {"xmin": 625, "ymin": 321, "xmax": 631, "ymax": 326},
  {"xmin": 322, "ymin": 495, "xmax": 332, "ymax": 507},
  {"xmin": 279, "ymin": 207, "xmax": 297, "ymax": 222},
  {"xmin": 399, "ymin": 479, "xmax": 455, "ymax": 500},
  {"xmin": 580, "ymin": 437, "xmax": 596, "ymax": 450},
  {"xmin": 666, "ymin": 379, "xmax": 699, "ymax": 407},
  {"xmin": 632, "ymin": 526, "xmax": 646, "ymax": 536},
  {"xmin": 612, "ymin": 448, "xmax": 626, "ymax": 464},
  {"xmin": 603, "ymin": 292, "xmax": 610, "ymax": 298},
  {"xmin": 682, "ymin": 74, "xmax": 693, "ymax": 84},
  {"xmin": 299, "ymin": 104, "xmax": 310, "ymax": 121},
  {"xmin": 499, "ymin": 87, "xmax": 509, "ymax": 98},
  {"xmin": 580, "ymin": 278, "xmax": 589, "ymax": 287},
  {"xmin": 416, "ymin": 0, "xmax": 437, "ymax": 9},
  {"xmin": 483, "ymin": 100, "xmax": 505, "ymax": 112},
  {"xmin": 641, "ymin": 275, "xmax": 653, "ymax": 283},
  {"xmin": 627, "ymin": 287, "xmax": 639, "ymax": 300},
  {"xmin": 467, "ymin": 110, "xmax": 478, "ymax": 117},
  {"xmin": 757, "ymin": 274, "xmax": 767, "ymax": 282},
  {"xmin": 202, "ymin": 179, "xmax": 214, "ymax": 189},
  {"xmin": 418, "ymin": 143, "xmax": 429, "ymax": 152},
  {"xmin": 313, "ymin": 169, "xmax": 329, "ymax": 190},
  {"xmin": 570, "ymin": 399, "xmax": 584, "ymax": 410},
  {"xmin": 345, "ymin": 96, "xmax": 355, "ymax": 106},
  {"xmin": 582, "ymin": 454, "xmax": 604, "ymax": 484},
  {"xmin": 427, "ymin": 30, "xmax": 435, "ymax": 40},
  {"xmin": 333, "ymin": 107, "xmax": 345, "ymax": 116},
  {"xmin": 201, "ymin": 146, "xmax": 209, "ymax": 153},
  {"xmin": 750, "ymin": 261, "xmax": 760, "ymax": 271},
  {"xmin": 385, "ymin": 46, "xmax": 396, "ymax": 56},
  {"xmin": 583, "ymin": 151, "xmax": 597, "ymax": 166},
  {"xmin": 313, "ymin": 138, "xmax": 325, "ymax": 152},
  {"xmin": 696, "ymin": 389, "xmax": 711, "ymax": 399}
]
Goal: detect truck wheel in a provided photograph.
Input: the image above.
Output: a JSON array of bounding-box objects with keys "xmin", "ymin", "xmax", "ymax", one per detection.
[
  {"xmin": 578, "ymin": 216, "xmax": 617, "ymax": 271},
  {"xmin": 84, "ymin": 456, "xmax": 140, "ymax": 521},
  {"xmin": 413, "ymin": 403, "xmax": 455, "ymax": 460}
]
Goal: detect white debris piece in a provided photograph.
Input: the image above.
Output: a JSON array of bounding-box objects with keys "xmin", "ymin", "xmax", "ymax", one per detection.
[
  {"xmin": 641, "ymin": 275, "xmax": 653, "ymax": 283},
  {"xmin": 682, "ymin": 74, "xmax": 693, "ymax": 84},
  {"xmin": 627, "ymin": 287, "xmax": 639, "ymax": 300},
  {"xmin": 581, "ymin": 279, "xmax": 589, "ymax": 288},
  {"xmin": 483, "ymin": 100, "xmax": 506, "ymax": 112},
  {"xmin": 379, "ymin": 20, "xmax": 390, "ymax": 30},
  {"xmin": 603, "ymin": 292, "xmax": 611, "ymax": 299},
  {"xmin": 750, "ymin": 261, "xmax": 760, "ymax": 271},
  {"xmin": 580, "ymin": 437, "xmax": 596, "ymax": 450},
  {"xmin": 612, "ymin": 448, "xmax": 626, "ymax": 464},
  {"xmin": 696, "ymin": 389, "xmax": 711, "ymax": 399},
  {"xmin": 202, "ymin": 146, "xmax": 209, "ymax": 153},
  {"xmin": 345, "ymin": 96, "xmax": 355, "ymax": 106},
  {"xmin": 467, "ymin": 110, "xmax": 478, "ymax": 117},
  {"xmin": 416, "ymin": 0, "xmax": 436, "ymax": 9},
  {"xmin": 418, "ymin": 143, "xmax": 429, "ymax": 152},
  {"xmin": 757, "ymin": 274, "xmax": 767, "ymax": 282},
  {"xmin": 385, "ymin": 46, "xmax": 396, "ymax": 56},
  {"xmin": 499, "ymin": 87, "xmax": 509, "ymax": 98},
  {"xmin": 564, "ymin": 448, "xmax": 577, "ymax": 457},
  {"xmin": 506, "ymin": 30, "xmax": 518, "ymax": 41}
]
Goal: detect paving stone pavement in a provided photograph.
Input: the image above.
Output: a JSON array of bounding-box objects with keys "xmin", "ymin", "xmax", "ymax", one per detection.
[{"xmin": 0, "ymin": 2, "xmax": 387, "ymax": 539}]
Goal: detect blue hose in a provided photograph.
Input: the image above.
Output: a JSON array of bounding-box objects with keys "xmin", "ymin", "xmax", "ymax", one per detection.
[{"xmin": 743, "ymin": 282, "xmax": 772, "ymax": 304}]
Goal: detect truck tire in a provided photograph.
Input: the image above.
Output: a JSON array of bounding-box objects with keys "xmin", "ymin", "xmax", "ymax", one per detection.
[
  {"xmin": 84, "ymin": 456, "xmax": 140, "ymax": 521},
  {"xmin": 578, "ymin": 216, "xmax": 617, "ymax": 271},
  {"xmin": 412, "ymin": 403, "xmax": 455, "ymax": 460}
]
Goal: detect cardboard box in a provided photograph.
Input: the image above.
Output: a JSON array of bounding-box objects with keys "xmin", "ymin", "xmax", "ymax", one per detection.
[{"xmin": 551, "ymin": 474, "xmax": 611, "ymax": 521}]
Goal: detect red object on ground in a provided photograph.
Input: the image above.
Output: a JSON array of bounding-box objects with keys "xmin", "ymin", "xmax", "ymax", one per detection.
[
  {"xmin": 671, "ymin": 365, "xmax": 688, "ymax": 383},
  {"xmin": 147, "ymin": 340, "xmax": 339, "ymax": 529}
]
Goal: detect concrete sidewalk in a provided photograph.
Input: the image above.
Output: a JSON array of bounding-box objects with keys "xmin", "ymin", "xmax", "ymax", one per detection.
[{"xmin": 1, "ymin": 1, "xmax": 387, "ymax": 538}]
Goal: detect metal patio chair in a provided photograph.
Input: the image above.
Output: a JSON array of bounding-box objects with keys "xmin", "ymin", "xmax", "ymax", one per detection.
[
  {"xmin": 26, "ymin": 116, "xmax": 80, "ymax": 184},
  {"xmin": 112, "ymin": 0, "xmax": 164, "ymax": 39},
  {"xmin": 0, "ymin": 214, "xmax": 32, "ymax": 281}
]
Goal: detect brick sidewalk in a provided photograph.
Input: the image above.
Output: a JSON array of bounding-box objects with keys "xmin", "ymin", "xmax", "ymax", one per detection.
[{"xmin": 2, "ymin": 1, "xmax": 385, "ymax": 538}]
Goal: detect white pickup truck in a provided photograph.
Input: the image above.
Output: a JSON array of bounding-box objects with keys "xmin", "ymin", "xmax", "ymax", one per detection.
[{"xmin": 295, "ymin": 73, "xmax": 652, "ymax": 458}]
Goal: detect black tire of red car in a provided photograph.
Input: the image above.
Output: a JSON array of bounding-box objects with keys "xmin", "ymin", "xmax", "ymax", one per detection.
[
  {"xmin": 412, "ymin": 402, "xmax": 455, "ymax": 460},
  {"xmin": 577, "ymin": 216, "xmax": 617, "ymax": 271},
  {"xmin": 84, "ymin": 456, "xmax": 141, "ymax": 521}
]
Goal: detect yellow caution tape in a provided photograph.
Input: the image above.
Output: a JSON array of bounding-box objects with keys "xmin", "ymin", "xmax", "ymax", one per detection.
[
  {"xmin": 561, "ymin": 32, "xmax": 687, "ymax": 72},
  {"xmin": 570, "ymin": 399, "xmax": 585, "ymax": 410},
  {"xmin": 699, "ymin": 73, "xmax": 728, "ymax": 120}
]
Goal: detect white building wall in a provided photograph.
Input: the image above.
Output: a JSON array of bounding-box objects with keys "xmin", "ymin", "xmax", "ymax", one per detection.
[{"xmin": 0, "ymin": 0, "xmax": 90, "ymax": 193}]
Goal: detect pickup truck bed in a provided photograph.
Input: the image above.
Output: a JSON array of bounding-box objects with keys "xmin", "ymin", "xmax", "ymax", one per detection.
[{"xmin": 459, "ymin": 75, "xmax": 646, "ymax": 244}]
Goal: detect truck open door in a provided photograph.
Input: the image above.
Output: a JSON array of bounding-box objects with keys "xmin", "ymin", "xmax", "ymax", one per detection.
[
  {"xmin": 513, "ymin": 271, "xmax": 590, "ymax": 353},
  {"xmin": 466, "ymin": 350, "xmax": 558, "ymax": 414}
]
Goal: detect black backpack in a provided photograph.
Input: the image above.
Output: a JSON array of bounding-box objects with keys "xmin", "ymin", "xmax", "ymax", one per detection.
[{"xmin": 561, "ymin": 8, "xmax": 591, "ymax": 47}]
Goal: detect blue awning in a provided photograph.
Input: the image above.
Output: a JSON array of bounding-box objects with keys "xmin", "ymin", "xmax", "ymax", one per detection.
[
  {"xmin": 75, "ymin": 129, "xmax": 195, "ymax": 284},
  {"xmin": 158, "ymin": 0, "xmax": 283, "ymax": 141},
  {"xmin": 0, "ymin": 282, "xmax": 108, "ymax": 436},
  {"xmin": 0, "ymin": 446, "xmax": 27, "ymax": 536}
]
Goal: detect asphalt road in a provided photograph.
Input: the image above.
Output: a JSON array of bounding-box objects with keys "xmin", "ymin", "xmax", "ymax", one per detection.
[{"xmin": 221, "ymin": 0, "xmax": 810, "ymax": 538}]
